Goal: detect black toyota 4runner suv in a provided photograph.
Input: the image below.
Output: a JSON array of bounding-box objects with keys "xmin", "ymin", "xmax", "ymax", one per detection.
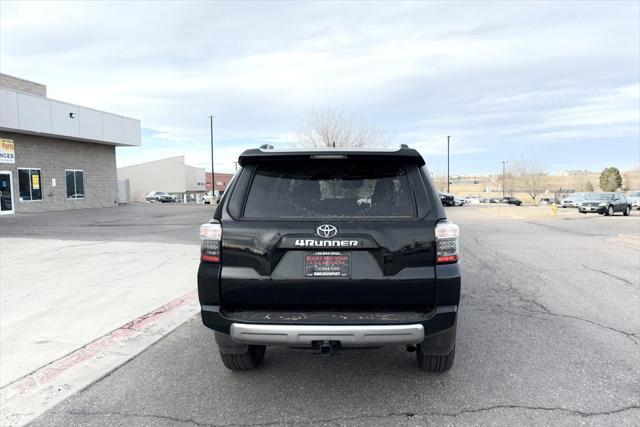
[{"xmin": 198, "ymin": 146, "xmax": 461, "ymax": 372}]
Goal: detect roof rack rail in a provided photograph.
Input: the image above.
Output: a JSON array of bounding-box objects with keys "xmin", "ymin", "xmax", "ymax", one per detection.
[{"xmin": 259, "ymin": 144, "xmax": 274, "ymax": 149}]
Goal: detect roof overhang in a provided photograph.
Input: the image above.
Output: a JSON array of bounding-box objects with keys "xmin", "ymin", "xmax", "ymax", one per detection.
[{"xmin": 0, "ymin": 88, "xmax": 141, "ymax": 147}]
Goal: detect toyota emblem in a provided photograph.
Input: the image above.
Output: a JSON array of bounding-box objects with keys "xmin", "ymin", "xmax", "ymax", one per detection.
[{"xmin": 316, "ymin": 224, "xmax": 338, "ymax": 239}]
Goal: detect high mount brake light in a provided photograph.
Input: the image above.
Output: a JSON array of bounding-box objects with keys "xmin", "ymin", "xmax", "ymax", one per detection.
[
  {"xmin": 200, "ymin": 222, "xmax": 222, "ymax": 263},
  {"xmin": 435, "ymin": 220, "xmax": 459, "ymax": 264},
  {"xmin": 310, "ymin": 154, "xmax": 347, "ymax": 159}
]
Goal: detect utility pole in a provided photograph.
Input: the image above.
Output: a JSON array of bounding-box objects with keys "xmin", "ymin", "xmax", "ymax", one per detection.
[
  {"xmin": 209, "ymin": 115, "xmax": 215, "ymax": 207},
  {"xmin": 501, "ymin": 160, "xmax": 508, "ymax": 198},
  {"xmin": 447, "ymin": 136, "xmax": 450, "ymax": 193}
]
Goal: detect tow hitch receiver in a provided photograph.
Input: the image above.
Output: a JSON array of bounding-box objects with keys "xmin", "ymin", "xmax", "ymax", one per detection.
[{"xmin": 314, "ymin": 340, "xmax": 340, "ymax": 356}]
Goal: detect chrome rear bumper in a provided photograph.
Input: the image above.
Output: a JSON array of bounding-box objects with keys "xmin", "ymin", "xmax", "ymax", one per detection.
[{"xmin": 230, "ymin": 323, "xmax": 425, "ymax": 347}]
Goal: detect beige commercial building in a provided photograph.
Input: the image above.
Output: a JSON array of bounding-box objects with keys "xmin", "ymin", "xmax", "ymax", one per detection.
[
  {"xmin": 0, "ymin": 74, "xmax": 141, "ymax": 214},
  {"xmin": 117, "ymin": 155, "xmax": 206, "ymax": 202}
]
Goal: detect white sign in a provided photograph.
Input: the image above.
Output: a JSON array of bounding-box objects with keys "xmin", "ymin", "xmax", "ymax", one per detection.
[{"xmin": 0, "ymin": 139, "xmax": 15, "ymax": 164}]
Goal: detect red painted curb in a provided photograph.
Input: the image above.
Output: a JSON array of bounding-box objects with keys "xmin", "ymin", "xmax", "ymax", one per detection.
[{"xmin": 5, "ymin": 290, "xmax": 198, "ymax": 395}]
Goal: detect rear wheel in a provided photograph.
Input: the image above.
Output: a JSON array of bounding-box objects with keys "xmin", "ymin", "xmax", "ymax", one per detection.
[
  {"xmin": 606, "ymin": 205, "xmax": 614, "ymax": 216},
  {"xmin": 220, "ymin": 345, "xmax": 266, "ymax": 371},
  {"xmin": 417, "ymin": 345, "xmax": 455, "ymax": 372},
  {"xmin": 623, "ymin": 206, "xmax": 631, "ymax": 216}
]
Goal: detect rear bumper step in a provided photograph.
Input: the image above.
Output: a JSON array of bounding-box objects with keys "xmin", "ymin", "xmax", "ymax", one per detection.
[
  {"xmin": 201, "ymin": 305, "xmax": 457, "ymax": 351},
  {"xmin": 230, "ymin": 323, "xmax": 424, "ymax": 346}
]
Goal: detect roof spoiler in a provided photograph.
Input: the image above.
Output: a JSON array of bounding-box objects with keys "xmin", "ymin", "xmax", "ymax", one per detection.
[{"xmin": 238, "ymin": 144, "xmax": 425, "ymax": 166}]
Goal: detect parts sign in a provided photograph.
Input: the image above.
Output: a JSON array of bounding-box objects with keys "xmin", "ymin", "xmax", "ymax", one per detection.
[{"xmin": 0, "ymin": 139, "xmax": 15, "ymax": 164}]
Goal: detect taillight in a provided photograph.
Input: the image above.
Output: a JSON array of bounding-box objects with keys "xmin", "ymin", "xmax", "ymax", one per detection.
[
  {"xmin": 435, "ymin": 220, "xmax": 459, "ymax": 264},
  {"xmin": 200, "ymin": 221, "xmax": 222, "ymax": 263}
]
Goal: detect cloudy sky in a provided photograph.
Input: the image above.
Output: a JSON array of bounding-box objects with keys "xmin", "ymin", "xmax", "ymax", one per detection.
[{"xmin": 1, "ymin": 0, "xmax": 638, "ymax": 175}]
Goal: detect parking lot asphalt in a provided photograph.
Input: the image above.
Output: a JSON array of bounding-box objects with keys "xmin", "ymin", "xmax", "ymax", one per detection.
[
  {"xmin": 31, "ymin": 206, "xmax": 640, "ymax": 426},
  {"xmin": 0, "ymin": 203, "xmax": 214, "ymax": 244}
]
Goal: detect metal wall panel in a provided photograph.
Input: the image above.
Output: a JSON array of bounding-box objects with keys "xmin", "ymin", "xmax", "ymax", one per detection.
[
  {"xmin": 0, "ymin": 89, "xmax": 19, "ymax": 129},
  {"xmin": 117, "ymin": 179, "xmax": 130, "ymax": 203},
  {"xmin": 17, "ymin": 93, "xmax": 51, "ymax": 133},
  {"xmin": 0, "ymin": 88, "xmax": 141, "ymax": 147},
  {"xmin": 51, "ymin": 100, "xmax": 80, "ymax": 138},
  {"xmin": 78, "ymin": 107, "xmax": 103, "ymax": 141},
  {"xmin": 122, "ymin": 117, "xmax": 141, "ymax": 146},
  {"xmin": 102, "ymin": 113, "xmax": 124, "ymax": 144}
]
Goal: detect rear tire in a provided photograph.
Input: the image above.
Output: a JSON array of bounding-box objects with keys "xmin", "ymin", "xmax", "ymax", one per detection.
[
  {"xmin": 623, "ymin": 206, "xmax": 631, "ymax": 216},
  {"xmin": 220, "ymin": 345, "xmax": 266, "ymax": 371},
  {"xmin": 417, "ymin": 345, "xmax": 455, "ymax": 372}
]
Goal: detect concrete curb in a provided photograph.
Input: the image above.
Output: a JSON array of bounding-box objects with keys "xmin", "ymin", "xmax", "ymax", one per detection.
[{"xmin": 0, "ymin": 290, "xmax": 199, "ymax": 427}]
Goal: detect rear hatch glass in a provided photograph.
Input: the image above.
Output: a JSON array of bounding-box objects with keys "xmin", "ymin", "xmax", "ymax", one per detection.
[{"xmin": 243, "ymin": 159, "xmax": 416, "ymax": 219}]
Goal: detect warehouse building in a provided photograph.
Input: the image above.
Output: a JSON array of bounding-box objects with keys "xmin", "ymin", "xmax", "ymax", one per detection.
[
  {"xmin": 117, "ymin": 155, "xmax": 206, "ymax": 202},
  {"xmin": 0, "ymin": 74, "xmax": 141, "ymax": 214}
]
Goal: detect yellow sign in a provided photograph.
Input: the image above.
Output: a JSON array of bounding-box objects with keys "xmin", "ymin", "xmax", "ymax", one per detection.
[
  {"xmin": 0, "ymin": 139, "xmax": 15, "ymax": 164},
  {"xmin": 32, "ymin": 173, "xmax": 40, "ymax": 190}
]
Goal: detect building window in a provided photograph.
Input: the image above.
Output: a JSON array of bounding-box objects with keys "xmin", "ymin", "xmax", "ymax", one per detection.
[
  {"xmin": 65, "ymin": 170, "xmax": 84, "ymax": 199},
  {"xmin": 18, "ymin": 168, "xmax": 42, "ymax": 201}
]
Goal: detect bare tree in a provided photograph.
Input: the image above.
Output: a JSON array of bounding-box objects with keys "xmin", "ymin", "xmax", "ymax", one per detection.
[
  {"xmin": 297, "ymin": 107, "xmax": 390, "ymax": 148},
  {"xmin": 512, "ymin": 159, "xmax": 547, "ymax": 204}
]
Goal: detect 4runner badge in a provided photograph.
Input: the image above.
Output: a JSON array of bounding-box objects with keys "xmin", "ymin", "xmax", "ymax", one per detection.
[
  {"xmin": 294, "ymin": 239, "xmax": 359, "ymax": 247},
  {"xmin": 290, "ymin": 225, "xmax": 359, "ymax": 247},
  {"xmin": 316, "ymin": 224, "xmax": 338, "ymax": 239}
]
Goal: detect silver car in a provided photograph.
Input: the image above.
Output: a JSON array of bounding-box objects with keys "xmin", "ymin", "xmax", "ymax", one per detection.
[
  {"xmin": 561, "ymin": 192, "xmax": 589, "ymax": 208},
  {"xmin": 627, "ymin": 191, "xmax": 640, "ymax": 210},
  {"xmin": 145, "ymin": 191, "xmax": 176, "ymax": 203}
]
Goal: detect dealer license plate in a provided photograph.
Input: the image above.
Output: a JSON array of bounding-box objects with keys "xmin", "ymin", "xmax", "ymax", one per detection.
[{"xmin": 304, "ymin": 251, "xmax": 351, "ymax": 277}]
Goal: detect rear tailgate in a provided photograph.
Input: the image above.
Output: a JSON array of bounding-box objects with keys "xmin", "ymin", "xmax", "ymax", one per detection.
[
  {"xmin": 217, "ymin": 155, "xmax": 442, "ymax": 311},
  {"xmin": 220, "ymin": 219, "xmax": 438, "ymax": 309}
]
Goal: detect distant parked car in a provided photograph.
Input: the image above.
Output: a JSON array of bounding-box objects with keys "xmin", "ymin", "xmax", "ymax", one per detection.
[
  {"xmin": 454, "ymin": 197, "xmax": 466, "ymax": 206},
  {"xmin": 539, "ymin": 197, "xmax": 552, "ymax": 205},
  {"xmin": 489, "ymin": 198, "xmax": 499, "ymax": 203},
  {"xmin": 561, "ymin": 192, "xmax": 589, "ymax": 208},
  {"xmin": 501, "ymin": 196, "xmax": 522, "ymax": 206},
  {"xmin": 146, "ymin": 191, "xmax": 176, "ymax": 203},
  {"xmin": 579, "ymin": 192, "xmax": 631, "ymax": 216},
  {"xmin": 439, "ymin": 192, "xmax": 455, "ymax": 207},
  {"xmin": 627, "ymin": 191, "xmax": 640, "ymax": 210},
  {"xmin": 465, "ymin": 197, "xmax": 481, "ymax": 204},
  {"xmin": 202, "ymin": 191, "xmax": 215, "ymax": 204}
]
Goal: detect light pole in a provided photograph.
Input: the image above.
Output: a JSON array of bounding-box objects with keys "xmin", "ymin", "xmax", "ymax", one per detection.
[
  {"xmin": 447, "ymin": 136, "xmax": 450, "ymax": 193},
  {"xmin": 501, "ymin": 160, "xmax": 508, "ymax": 198},
  {"xmin": 209, "ymin": 115, "xmax": 215, "ymax": 207}
]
